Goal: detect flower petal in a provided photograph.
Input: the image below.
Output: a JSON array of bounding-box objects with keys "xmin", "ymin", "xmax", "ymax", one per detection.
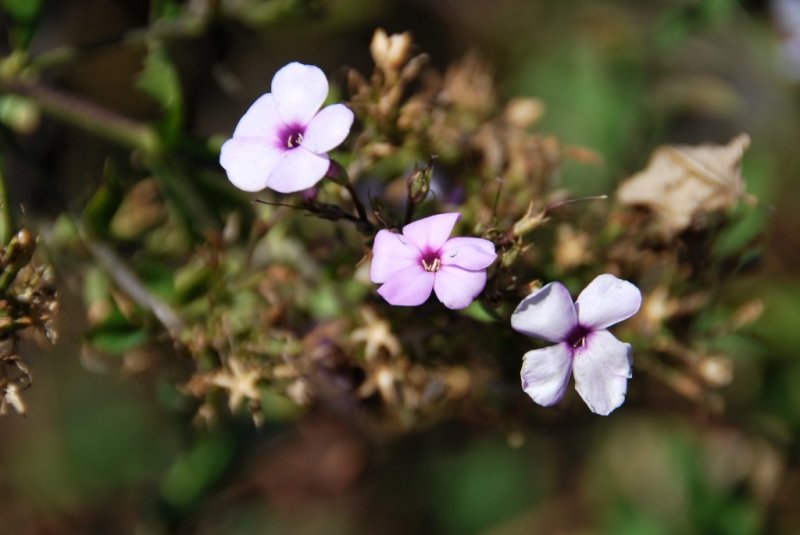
[
  {"xmin": 231, "ymin": 93, "xmax": 283, "ymax": 143},
  {"xmin": 511, "ymin": 282, "xmax": 577, "ymax": 343},
  {"xmin": 572, "ymin": 330, "xmax": 632, "ymax": 416},
  {"xmin": 520, "ymin": 343, "xmax": 574, "ymax": 407},
  {"xmin": 433, "ymin": 265, "xmax": 487, "ymax": 310},
  {"xmin": 576, "ymin": 274, "xmax": 642, "ymax": 330},
  {"xmin": 266, "ymin": 147, "xmax": 329, "ymax": 193},
  {"xmin": 402, "ymin": 213, "xmax": 460, "ymax": 252},
  {"xmin": 370, "ymin": 230, "xmax": 421, "ymax": 283},
  {"xmin": 271, "ymin": 62, "xmax": 328, "ymax": 126},
  {"xmin": 220, "ymin": 138, "xmax": 283, "ymax": 192},
  {"xmin": 302, "ymin": 104, "xmax": 354, "ymax": 154},
  {"xmin": 440, "ymin": 237, "xmax": 496, "ymax": 270},
  {"xmin": 376, "ymin": 264, "xmax": 434, "ymax": 306}
]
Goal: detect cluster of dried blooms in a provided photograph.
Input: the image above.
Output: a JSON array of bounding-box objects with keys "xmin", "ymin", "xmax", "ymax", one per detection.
[
  {"xmin": 44, "ymin": 29, "xmax": 762, "ymax": 429},
  {"xmin": 0, "ymin": 227, "xmax": 58, "ymax": 415}
]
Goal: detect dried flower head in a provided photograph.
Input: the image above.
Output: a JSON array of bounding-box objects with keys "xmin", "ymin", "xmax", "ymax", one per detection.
[{"xmin": 370, "ymin": 29, "xmax": 413, "ymax": 76}]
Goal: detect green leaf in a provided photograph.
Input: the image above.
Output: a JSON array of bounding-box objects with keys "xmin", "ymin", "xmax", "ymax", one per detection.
[
  {"xmin": 1, "ymin": 0, "xmax": 42, "ymax": 21},
  {"xmin": 460, "ymin": 299, "xmax": 498, "ymax": 323},
  {"xmin": 82, "ymin": 163, "xmax": 123, "ymax": 237},
  {"xmin": 174, "ymin": 260, "xmax": 211, "ymax": 304},
  {"xmin": 160, "ymin": 433, "xmax": 235, "ymax": 510},
  {"xmin": 150, "ymin": 0, "xmax": 181, "ymax": 20},
  {"xmin": 134, "ymin": 258, "xmax": 176, "ymax": 302},
  {"xmin": 2, "ymin": 0, "xmax": 43, "ymax": 49},
  {"xmin": 260, "ymin": 390, "xmax": 301, "ymax": 422},
  {"xmin": 87, "ymin": 325, "xmax": 147, "ymax": 355},
  {"xmin": 136, "ymin": 44, "xmax": 183, "ymax": 145}
]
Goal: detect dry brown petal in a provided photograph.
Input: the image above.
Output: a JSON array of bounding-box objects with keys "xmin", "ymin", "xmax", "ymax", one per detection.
[
  {"xmin": 554, "ymin": 224, "xmax": 592, "ymax": 270},
  {"xmin": 286, "ymin": 379, "xmax": 313, "ymax": 406},
  {"xmin": 209, "ymin": 357, "xmax": 263, "ymax": 412},
  {"xmin": 504, "ymin": 97, "xmax": 546, "ymax": 128},
  {"xmin": 562, "ymin": 144, "xmax": 603, "ymax": 165},
  {"xmin": 731, "ymin": 299, "xmax": 765, "ymax": 330},
  {"xmin": 397, "ymin": 96, "xmax": 429, "ymax": 132},
  {"xmin": 441, "ymin": 52, "xmax": 496, "ymax": 116},
  {"xmin": 0, "ymin": 383, "xmax": 26, "ymax": 415},
  {"xmin": 346, "ymin": 68, "xmax": 370, "ymax": 100},
  {"xmin": 617, "ymin": 134, "xmax": 751, "ymax": 235},
  {"xmin": 639, "ymin": 286, "xmax": 679, "ymax": 334},
  {"xmin": 351, "ymin": 307, "xmax": 401, "ymax": 361},
  {"xmin": 442, "ymin": 366, "xmax": 471, "ymax": 398}
]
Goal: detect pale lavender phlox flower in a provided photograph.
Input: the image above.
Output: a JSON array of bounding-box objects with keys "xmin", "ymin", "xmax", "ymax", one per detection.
[
  {"xmin": 510, "ymin": 274, "xmax": 642, "ymax": 415},
  {"xmin": 370, "ymin": 213, "xmax": 496, "ymax": 310},
  {"xmin": 220, "ymin": 62, "xmax": 354, "ymax": 193}
]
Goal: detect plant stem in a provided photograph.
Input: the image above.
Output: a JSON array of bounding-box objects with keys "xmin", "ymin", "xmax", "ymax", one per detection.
[
  {"xmin": 327, "ymin": 160, "xmax": 374, "ymax": 232},
  {"xmin": 0, "ymin": 79, "xmax": 161, "ymax": 155},
  {"xmin": 0, "ymin": 157, "xmax": 13, "ymax": 246},
  {"xmin": 343, "ymin": 180, "xmax": 370, "ymax": 226},
  {"xmin": 403, "ymin": 196, "xmax": 415, "ymax": 226}
]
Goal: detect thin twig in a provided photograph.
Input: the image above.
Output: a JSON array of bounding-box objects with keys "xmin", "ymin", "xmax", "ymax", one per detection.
[
  {"xmin": 544, "ymin": 194, "xmax": 608, "ymax": 215},
  {"xmin": 343, "ymin": 181, "xmax": 371, "ymax": 229},
  {"xmin": 76, "ymin": 222, "xmax": 185, "ymax": 337}
]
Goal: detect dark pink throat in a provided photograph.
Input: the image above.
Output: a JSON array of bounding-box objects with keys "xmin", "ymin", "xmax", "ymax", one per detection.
[
  {"xmin": 566, "ymin": 325, "xmax": 590, "ymax": 348},
  {"xmin": 420, "ymin": 251, "xmax": 441, "ymax": 272}
]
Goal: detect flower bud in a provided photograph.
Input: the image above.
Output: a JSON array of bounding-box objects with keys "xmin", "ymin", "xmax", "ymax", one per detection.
[
  {"xmin": 406, "ymin": 161, "xmax": 434, "ymax": 205},
  {"xmin": 370, "ymin": 29, "xmax": 413, "ymax": 74},
  {"xmin": 698, "ymin": 355, "xmax": 733, "ymax": 387}
]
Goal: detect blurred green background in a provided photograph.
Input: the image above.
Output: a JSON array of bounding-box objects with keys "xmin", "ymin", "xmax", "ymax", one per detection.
[{"xmin": 2, "ymin": 0, "xmax": 800, "ymax": 533}]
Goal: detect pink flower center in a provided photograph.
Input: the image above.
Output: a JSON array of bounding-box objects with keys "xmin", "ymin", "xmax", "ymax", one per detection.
[
  {"xmin": 420, "ymin": 251, "xmax": 441, "ymax": 272},
  {"xmin": 566, "ymin": 325, "xmax": 590, "ymax": 348}
]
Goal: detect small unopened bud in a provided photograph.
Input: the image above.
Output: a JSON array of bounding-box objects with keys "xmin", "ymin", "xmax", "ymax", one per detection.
[
  {"xmin": 301, "ymin": 186, "xmax": 320, "ymax": 204},
  {"xmin": 523, "ymin": 279, "xmax": 543, "ymax": 296},
  {"xmin": 287, "ymin": 379, "xmax": 312, "ymax": 406},
  {"xmin": 370, "ymin": 28, "xmax": 413, "ymax": 73},
  {"xmin": 16, "ymin": 228, "xmax": 33, "ymax": 249},
  {"xmin": 512, "ymin": 202, "xmax": 547, "ymax": 238},
  {"xmin": 501, "ymin": 242, "xmax": 522, "ymax": 268},
  {"xmin": 325, "ymin": 160, "xmax": 349, "ymax": 186},
  {"xmin": 698, "ymin": 356, "xmax": 733, "ymax": 387},
  {"xmin": 407, "ymin": 160, "xmax": 434, "ymax": 205},
  {"xmin": 375, "ymin": 366, "xmax": 397, "ymax": 405}
]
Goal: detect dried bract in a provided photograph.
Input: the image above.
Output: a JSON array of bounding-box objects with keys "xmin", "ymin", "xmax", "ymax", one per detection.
[{"xmin": 618, "ymin": 134, "xmax": 751, "ymax": 235}]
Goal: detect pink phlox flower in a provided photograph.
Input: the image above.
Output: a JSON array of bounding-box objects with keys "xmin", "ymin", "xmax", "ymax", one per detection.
[
  {"xmin": 510, "ymin": 274, "xmax": 642, "ymax": 415},
  {"xmin": 370, "ymin": 213, "xmax": 497, "ymax": 310},
  {"xmin": 220, "ymin": 62, "xmax": 354, "ymax": 193}
]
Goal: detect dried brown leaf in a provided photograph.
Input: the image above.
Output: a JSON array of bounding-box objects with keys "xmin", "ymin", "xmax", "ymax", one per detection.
[{"xmin": 617, "ymin": 134, "xmax": 751, "ymax": 235}]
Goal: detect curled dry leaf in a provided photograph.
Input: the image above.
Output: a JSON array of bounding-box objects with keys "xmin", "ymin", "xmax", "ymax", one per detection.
[{"xmin": 617, "ymin": 133, "xmax": 751, "ymax": 235}]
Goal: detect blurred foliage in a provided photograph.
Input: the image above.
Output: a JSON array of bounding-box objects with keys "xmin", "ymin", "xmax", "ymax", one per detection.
[{"xmin": 1, "ymin": 0, "xmax": 799, "ymax": 534}]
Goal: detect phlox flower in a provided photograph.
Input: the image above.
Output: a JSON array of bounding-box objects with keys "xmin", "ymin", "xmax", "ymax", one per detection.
[
  {"xmin": 370, "ymin": 213, "xmax": 496, "ymax": 310},
  {"xmin": 510, "ymin": 274, "xmax": 642, "ymax": 415},
  {"xmin": 220, "ymin": 62, "xmax": 354, "ymax": 193}
]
